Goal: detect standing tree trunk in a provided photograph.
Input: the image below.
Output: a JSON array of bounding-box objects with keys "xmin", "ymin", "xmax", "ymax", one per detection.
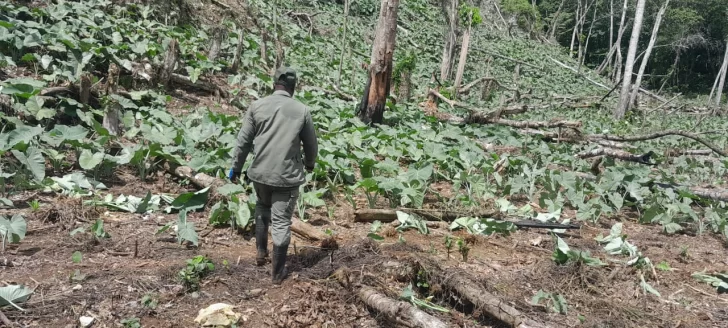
[
  {"xmin": 336, "ymin": 0, "xmax": 351, "ymax": 88},
  {"xmin": 710, "ymin": 39, "xmax": 728, "ymax": 107},
  {"xmin": 580, "ymin": 2, "xmax": 598, "ymax": 71},
  {"xmin": 453, "ymin": 13, "xmax": 473, "ymax": 98},
  {"xmin": 598, "ymin": 0, "xmax": 629, "ymax": 77},
  {"xmin": 608, "ymin": 0, "xmax": 614, "ymax": 69},
  {"xmin": 569, "ymin": 0, "xmax": 582, "ymax": 57},
  {"xmin": 548, "ymin": 0, "xmax": 566, "ymax": 41},
  {"xmin": 439, "ymin": 0, "xmax": 459, "ymax": 82},
  {"xmin": 356, "ymin": 0, "xmax": 400, "ymax": 125},
  {"xmin": 628, "ymin": 0, "xmax": 669, "ymax": 108},
  {"xmin": 615, "ymin": 0, "xmax": 647, "ymax": 119}
]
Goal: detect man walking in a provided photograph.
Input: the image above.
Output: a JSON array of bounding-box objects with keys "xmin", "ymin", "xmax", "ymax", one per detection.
[{"xmin": 228, "ymin": 66, "xmax": 318, "ymax": 285}]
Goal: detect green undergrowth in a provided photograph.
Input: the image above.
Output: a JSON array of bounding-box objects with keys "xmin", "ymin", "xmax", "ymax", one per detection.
[{"xmin": 0, "ymin": 0, "xmax": 727, "ymax": 252}]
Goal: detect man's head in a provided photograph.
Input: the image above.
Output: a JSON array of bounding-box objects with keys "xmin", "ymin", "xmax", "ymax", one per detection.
[{"xmin": 274, "ymin": 66, "xmax": 297, "ymax": 95}]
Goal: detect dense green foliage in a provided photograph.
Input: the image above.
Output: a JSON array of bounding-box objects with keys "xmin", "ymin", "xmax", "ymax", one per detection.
[{"xmin": 1, "ymin": 0, "xmax": 727, "ymax": 253}]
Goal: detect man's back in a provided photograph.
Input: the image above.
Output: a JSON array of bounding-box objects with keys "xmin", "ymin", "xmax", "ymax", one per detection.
[{"xmin": 231, "ymin": 89, "xmax": 318, "ymax": 188}]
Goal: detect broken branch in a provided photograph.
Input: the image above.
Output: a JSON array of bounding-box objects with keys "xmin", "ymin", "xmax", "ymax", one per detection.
[
  {"xmin": 589, "ymin": 130, "xmax": 728, "ymax": 157},
  {"xmin": 576, "ymin": 148, "xmax": 656, "ymax": 165}
]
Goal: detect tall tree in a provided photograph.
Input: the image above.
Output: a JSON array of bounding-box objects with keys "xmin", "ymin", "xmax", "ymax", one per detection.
[
  {"xmin": 629, "ymin": 0, "xmax": 669, "ymax": 108},
  {"xmin": 710, "ymin": 39, "xmax": 728, "ymax": 107},
  {"xmin": 615, "ymin": 0, "xmax": 647, "ymax": 119},
  {"xmin": 356, "ymin": 0, "xmax": 400, "ymax": 125},
  {"xmin": 453, "ymin": 4, "xmax": 482, "ymax": 98},
  {"xmin": 439, "ymin": 0, "xmax": 459, "ymax": 82}
]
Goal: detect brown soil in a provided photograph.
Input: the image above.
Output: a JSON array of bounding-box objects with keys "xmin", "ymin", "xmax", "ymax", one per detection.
[{"xmin": 3, "ymin": 187, "xmax": 728, "ymax": 328}]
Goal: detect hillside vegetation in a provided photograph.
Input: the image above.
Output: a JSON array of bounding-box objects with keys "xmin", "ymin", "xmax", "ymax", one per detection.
[{"xmin": 1, "ymin": 0, "xmax": 727, "ymax": 327}]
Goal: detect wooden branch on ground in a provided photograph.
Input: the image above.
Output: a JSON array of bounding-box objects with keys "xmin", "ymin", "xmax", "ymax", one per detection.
[
  {"xmin": 665, "ymin": 149, "xmax": 713, "ymax": 157},
  {"xmin": 165, "ymin": 164, "xmax": 328, "ymax": 241},
  {"xmin": 354, "ymin": 208, "xmax": 500, "ymax": 223},
  {"xmin": 427, "ymin": 89, "xmax": 470, "ymax": 109},
  {"xmin": 589, "ymin": 130, "xmax": 728, "ymax": 157},
  {"xmin": 170, "ymin": 74, "xmax": 229, "ymax": 98},
  {"xmin": 332, "ymin": 270, "xmax": 449, "ymax": 328},
  {"xmin": 412, "ymin": 256, "xmax": 550, "ymax": 328},
  {"xmin": 355, "ymin": 209, "xmax": 579, "ymax": 229},
  {"xmin": 469, "ymin": 116, "xmax": 582, "ymax": 129},
  {"xmin": 576, "ymin": 148, "xmax": 656, "ymax": 165}
]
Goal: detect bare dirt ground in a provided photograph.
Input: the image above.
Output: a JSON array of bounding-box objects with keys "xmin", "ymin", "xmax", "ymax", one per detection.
[{"xmin": 3, "ymin": 174, "xmax": 728, "ymax": 328}]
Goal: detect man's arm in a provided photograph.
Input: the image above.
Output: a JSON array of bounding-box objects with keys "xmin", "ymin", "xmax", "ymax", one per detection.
[
  {"xmin": 299, "ymin": 107, "xmax": 318, "ymax": 171},
  {"xmin": 230, "ymin": 108, "xmax": 256, "ymax": 177}
]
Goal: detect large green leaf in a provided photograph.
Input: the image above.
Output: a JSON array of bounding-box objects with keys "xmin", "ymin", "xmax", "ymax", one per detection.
[
  {"xmin": 0, "ymin": 284, "xmax": 33, "ymax": 311},
  {"xmin": 176, "ymin": 211, "xmax": 198, "ymax": 246},
  {"xmin": 11, "ymin": 147, "xmax": 45, "ymax": 181},
  {"xmin": 78, "ymin": 149, "xmax": 105, "ymax": 170},
  {"xmin": 44, "ymin": 125, "xmax": 88, "ymax": 147},
  {"xmin": 0, "ymin": 214, "xmax": 27, "ymax": 244},
  {"xmin": 6, "ymin": 125, "xmax": 43, "ymax": 149},
  {"xmin": 168, "ymin": 187, "xmax": 210, "ymax": 212}
]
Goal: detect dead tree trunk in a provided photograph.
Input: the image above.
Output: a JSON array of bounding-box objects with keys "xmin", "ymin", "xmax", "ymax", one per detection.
[
  {"xmin": 710, "ymin": 39, "xmax": 728, "ymax": 107},
  {"xmin": 207, "ymin": 26, "xmax": 225, "ymax": 62},
  {"xmin": 356, "ymin": 0, "xmax": 400, "ymax": 125},
  {"xmin": 439, "ymin": 0, "xmax": 458, "ymax": 82},
  {"xmin": 580, "ymin": 1, "xmax": 597, "ymax": 70},
  {"xmin": 336, "ymin": 0, "xmax": 351, "ymax": 88},
  {"xmin": 598, "ymin": 0, "xmax": 629, "ymax": 77},
  {"xmin": 628, "ymin": 0, "xmax": 669, "ymax": 108},
  {"xmin": 548, "ymin": 0, "xmax": 566, "ymax": 41},
  {"xmin": 615, "ymin": 0, "xmax": 646, "ymax": 119},
  {"xmin": 103, "ymin": 64, "xmax": 121, "ymax": 136},
  {"xmin": 453, "ymin": 12, "xmax": 473, "ymax": 98}
]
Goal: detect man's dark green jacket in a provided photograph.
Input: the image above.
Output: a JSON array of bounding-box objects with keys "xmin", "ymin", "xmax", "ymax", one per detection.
[{"xmin": 230, "ymin": 89, "xmax": 318, "ymax": 187}]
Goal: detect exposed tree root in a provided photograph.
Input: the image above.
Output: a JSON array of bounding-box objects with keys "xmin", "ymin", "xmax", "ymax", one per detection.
[{"xmin": 411, "ymin": 256, "xmax": 551, "ymax": 328}]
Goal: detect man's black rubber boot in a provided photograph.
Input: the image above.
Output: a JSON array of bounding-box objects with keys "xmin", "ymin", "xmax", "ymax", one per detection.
[
  {"xmin": 271, "ymin": 244, "xmax": 288, "ymax": 285},
  {"xmin": 255, "ymin": 217, "xmax": 270, "ymax": 266}
]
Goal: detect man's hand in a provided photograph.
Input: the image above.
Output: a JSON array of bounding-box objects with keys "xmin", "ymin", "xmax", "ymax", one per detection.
[{"xmin": 228, "ymin": 168, "xmax": 242, "ymax": 183}]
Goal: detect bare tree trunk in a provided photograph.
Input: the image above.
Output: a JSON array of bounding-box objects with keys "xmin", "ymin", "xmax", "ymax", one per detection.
[
  {"xmin": 580, "ymin": 2, "xmax": 598, "ymax": 71},
  {"xmin": 613, "ymin": 0, "xmax": 629, "ymax": 82},
  {"xmin": 103, "ymin": 64, "xmax": 121, "ymax": 136},
  {"xmin": 356, "ymin": 0, "xmax": 400, "ymax": 125},
  {"xmin": 658, "ymin": 51, "xmax": 679, "ymax": 94},
  {"xmin": 453, "ymin": 14, "xmax": 473, "ymax": 98},
  {"xmin": 336, "ymin": 0, "xmax": 351, "ymax": 88},
  {"xmin": 615, "ymin": 0, "xmax": 647, "ymax": 119},
  {"xmin": 711, "ymin": 40, "xmax": 728, "ymax": 107},
  {"xmin": 549, "ymin": 0, "xmax": 566, "ymax": 41},
  {"xmin": 207, "ymin": 26, "xmax": 225, "ymax": 62},
  {"xmin": 439, "ymin": 0, "xmax": 458, "ymax": 82},
  {"xmin": 609, "ymin": 0, "xmax": 614, "ymax": 70},
  {"xmin": 569, "ymin": 0, "xmax": 582, "ymax": 57},
  {"xmin": 231, "ymin": 30, "xmax": 245, "ymax": 73},
  {"xmin": 629, "ymin": 0, "xmax": 669, "ymax": 108}
]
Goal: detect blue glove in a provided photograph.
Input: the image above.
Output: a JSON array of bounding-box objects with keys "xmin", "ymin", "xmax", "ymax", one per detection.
[{"xmin": 228, "ymin": 168, "xmax": 241, "ymax": 182}]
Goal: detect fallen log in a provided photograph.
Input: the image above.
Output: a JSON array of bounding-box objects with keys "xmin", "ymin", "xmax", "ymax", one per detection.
[
  {"xmin": 331, "ymin": 268, "xmax": 449, "ymax": 328},
  {"xmin": 665, "ymin": 149, "xmax": 713, "ymax": 157},
  {"xmin": 469, "ymin": 117, "xmax": 582, "ymax": 129},
  {"xmin": 576, "ymin": 148, "xmax": 656, "ymax": 165},
  {"xmin": 412, "ymin": 256, "xmax": 549, "ymax": 328},
  {"xmin": 588, "ymin": 130, "xmax": 727, "ymax": 157},
  {"xmin": 354, "ymin": 208, "xmax": 500, "ymax": 223},
  {"xmin": 166, "ymin": 164, "xmax": 328, "ymax": 241},
  {"xmin": 356, "ymin": 209, "xmax": 579, "ymax": 230}
]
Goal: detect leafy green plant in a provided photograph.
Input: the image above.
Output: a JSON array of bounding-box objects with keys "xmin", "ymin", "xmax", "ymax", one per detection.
[
  {"xmin": 692, "ymin": 271, "xmax": 728, "ymax": 294},
  {"xmin": 27, "ymin": 199, "xmax": 40, "ymax": 212},
  {"xmin": 120, "ymin": 317, "xmax": 141, "ymax": 328},
  {"xmin": 141, "ymin": 293, "xmax": 158, "ymax": 309},
  {"xmin": 177, "ymin": 255, "xmax": 215, "ymax": 292},
  {"xmin": 457, "ymin": 237, "xmax": 470, "ymax": 262},
  {"xmin": 0, "ymin": 214, "xmax": 27, "ymax": 251},
  {"xmin": 552, "ymin": 234, "xmax": 605, "ymax": 267},
  {"xmin": 531, "ymin": 290, "xmax": 568, "ymax": 315}
]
